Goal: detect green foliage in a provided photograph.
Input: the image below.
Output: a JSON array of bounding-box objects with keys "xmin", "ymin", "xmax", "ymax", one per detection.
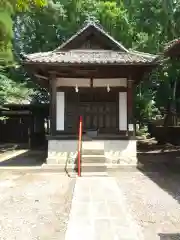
[
  {"xmin": 0, "ymin": 0, "xmax": 47, "ymax": 64},
  {"xmin": 127, "ymin": 0, "xmax": 180, "ymax": 123},
  {"xmin": 0, "ymin": 67, "xmax": 34, "ymax": 106},
  {"xmin": 135, "ymin": 81, "xmax": 159, "ymax": 124},
  {"xmin": 0, "ymin": 0, "xmax": 46, "ymax": 105},
  {"xmin": 16, "ymin": 0, "xmax": 46, "ymax": 11},
  {"xmin": 136, "ymin": 126, "xmax": 148, "ymax": 137},
  {"xmin": 0, "ymin": 3, "xmax": 14, "ymax": 64}
]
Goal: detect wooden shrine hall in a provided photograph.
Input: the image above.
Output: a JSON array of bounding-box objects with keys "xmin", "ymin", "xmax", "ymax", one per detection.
[{"xmin": 22, "ymin": 21, "xmax": 158, "ymax": 167}]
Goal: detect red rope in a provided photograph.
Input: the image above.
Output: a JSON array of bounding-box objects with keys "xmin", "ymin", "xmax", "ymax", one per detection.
[{"xmin": 78, "ymin": 116, "xmax": 82, "ymax": 177}]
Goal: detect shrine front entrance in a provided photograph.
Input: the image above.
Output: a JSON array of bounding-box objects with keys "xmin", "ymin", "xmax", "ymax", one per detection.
[{"xmin": 79, "ymin": 91, "xmax": 118, "ymax": 133}]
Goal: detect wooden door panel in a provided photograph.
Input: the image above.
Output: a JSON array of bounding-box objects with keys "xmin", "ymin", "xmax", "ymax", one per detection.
[
  {"xmin": 65, "ymin": 92, "xmax": 78, "ymax": 133},
  {"xmin": 80, "ymin": 101, "xmax": 117, "ymax": 132}
]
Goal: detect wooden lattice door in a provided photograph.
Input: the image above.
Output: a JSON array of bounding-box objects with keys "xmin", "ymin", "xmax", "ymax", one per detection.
[{"xmin": 80, "ymin": 101, "xmax": 117, "ymax": 133}]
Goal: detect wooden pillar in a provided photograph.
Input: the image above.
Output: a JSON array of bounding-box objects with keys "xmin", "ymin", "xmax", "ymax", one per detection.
[
  {"xmin": 49, "ymin": 74, "xmax": 57, "ymax": 136},
  {"xmin": 127, "ymin": 79, "xmax": 134, "ymax": 136}
]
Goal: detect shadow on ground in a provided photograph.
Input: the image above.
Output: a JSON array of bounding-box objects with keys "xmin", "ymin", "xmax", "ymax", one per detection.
[
  {"xmin": 0, "ymin": 150, "xmax": 46, "ymax": 166},
  {"xmin": 138, "ymin": 151, "xmax": 180, "ymax": 204},
  {"xmin": 0, "ymin": 143, "xmax": 19, "ymax": 154},
  {"xmin": 158, "ymin": 233, "xmax": 180, "ymax": 239}
]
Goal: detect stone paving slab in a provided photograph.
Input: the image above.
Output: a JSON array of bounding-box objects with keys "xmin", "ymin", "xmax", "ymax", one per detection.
[{"xmin": 65, "ymin": 177, "xmax": 143, "ymax": 240}]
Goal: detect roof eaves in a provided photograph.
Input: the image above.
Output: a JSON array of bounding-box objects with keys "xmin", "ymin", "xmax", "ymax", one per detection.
[
  {"xmin": 23, "ymin": 60, "xmax": 159, "ymax": 65},
  {"xmin": 164, "ymin": 39, "xmax": 180, "ymax": 51},
  {"xmin": 130, "ymin": 50, "xmax": 158, "ymax": 59},
  {"xmin": 22, "ymin": 49, "xmax": 160, "ymax": 65},
  {"xmin": 164, "ymin": 39, "xmax": 180, "ymax": 57}
]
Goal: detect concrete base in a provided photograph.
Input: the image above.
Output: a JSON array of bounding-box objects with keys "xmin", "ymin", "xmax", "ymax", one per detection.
[
  {"xmin": 47, "ymin": 140, "xmax": 78, "ymax": 165},
  {"xmin": 83, "ymin": 139, "xmax": 138, "ymax": 167},
  {"xmin": 104, "ymin": 140, "xmax": 137, "ymax": 166},
  {"xmin": 46, "ymin": 139, "xmax": 137, "ymax": 167}
]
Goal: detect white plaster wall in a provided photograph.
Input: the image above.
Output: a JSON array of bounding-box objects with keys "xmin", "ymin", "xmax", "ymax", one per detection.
[
  {"xmin": 56, "ymin": 78, "xmax": 127, "ymax": 87},
  {"xmin": 93, "ymin": 78, "xmax": 127, "ymax": 87},
  {"xmin": 119, "ymin": 92, "xmax": 127, "ymax": 131},
  {"xmin": 47, "ymin": 140, "xmax": 78, "ymax": 164},
  {"xmin": 56, "ymin": 78, "xmax": 90, "ymax": 87},
  {"xmin": 56, "ymin": 92, "xmax": 65, "ymax": 131}
]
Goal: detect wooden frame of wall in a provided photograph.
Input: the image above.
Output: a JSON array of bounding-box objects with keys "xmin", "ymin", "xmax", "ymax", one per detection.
[{"xmin": 48, "ymin": 75, "xmax": 134, "ymax": 139}]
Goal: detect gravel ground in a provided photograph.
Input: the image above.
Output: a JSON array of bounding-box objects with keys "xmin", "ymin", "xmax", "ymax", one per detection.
[
  {"xmin": 1, "ymin": 168, "xmax": 180, "ymax": 240},
  {"xmin": 0, "ymin": 171, "xmax": 75, "ymax": 240},
  {"xmin": 112, "ymin": 170, "xmax": 180, "ymax": 240}
]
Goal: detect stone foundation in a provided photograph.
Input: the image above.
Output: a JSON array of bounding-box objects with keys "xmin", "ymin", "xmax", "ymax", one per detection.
[
  {"xmin": 47, "ymin": 140, "xmax": 78, "ymax": 165},
  {"xmin": 104, "ymin": 140, "xmax": 137, "ymax": 166},
  {"xmin": 46, "ymin": 139, "xmax": 137, "ymax": 166}
]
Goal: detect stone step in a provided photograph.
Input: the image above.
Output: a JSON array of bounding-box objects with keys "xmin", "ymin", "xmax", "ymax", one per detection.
[
  {"xmin": 80, "ymin": 163, "xmax": 106, "ymax": 166},
  {"xmin": 82, "ymin": 156, "xmax": 106, "ymax": 163},
  {"xmin": 81, "ymin": 172, "xmax": 108, "ymax": 177},
  {"xmin": 80, "ymin": 165, "xmax": 107, "ymax": 173},
  {"xmin": 82, "ymin": 149, "xmax": 104, "ymax": 155},
  {"xmin": 82, "ymin": 141, "xmax": 104, "ymax": 150},
  {"xmin": 82, "ymin": 160, "xmax": 105, "ymax": 164}
]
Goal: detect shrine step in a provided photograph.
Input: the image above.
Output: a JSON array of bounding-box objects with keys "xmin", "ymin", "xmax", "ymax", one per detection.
[
  {"xmin": 80, "ymin": 163, "xmax": 107, "ymax": 173},
  {"xmin": 80, "ymin": 141, "xmax": 106, "ymax": 174},
  {"xmin": 82, "ymin": 149, "xmax": 104, "ymax": 155},
  {"xmin": 82, "ymin": 141, "xmax": 104, "ymax": 150},
  {"xmin": 81, "ymin": 154, "xmax": 106, "ymax": 173},
  {"xmin": 82, "ymin": 155, "xmax": 105, "ymax": 163},
  {"xmin": 81, "ymin": 172, "xmax": 108, "ymax": 177}
]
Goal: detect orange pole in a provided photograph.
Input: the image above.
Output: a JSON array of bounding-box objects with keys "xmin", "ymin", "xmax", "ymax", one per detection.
[{"xmin": 78, "ymin": 116, "xmax": 82, "ymax": 177}]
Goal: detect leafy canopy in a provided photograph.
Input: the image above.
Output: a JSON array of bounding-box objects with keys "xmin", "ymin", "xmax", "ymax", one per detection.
[{"xmin": 0, "ymin": 0, "xmax": 46, "ymax": 107}]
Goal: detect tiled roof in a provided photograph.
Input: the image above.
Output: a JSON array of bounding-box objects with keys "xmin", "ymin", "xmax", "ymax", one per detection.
[
  {"xmin": 164, "ymin": 39, "xmax": 180, "ymax": 51},
  {"xmin": 23, "ymin": 50, "xmax": 157, "ymax": 65},
  {"xmin": 164, "ymin": 39, "xmax": 180, "ymax": 56}
]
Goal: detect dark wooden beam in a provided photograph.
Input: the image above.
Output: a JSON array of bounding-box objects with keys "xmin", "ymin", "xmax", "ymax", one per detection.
[
  {"xmin": 56, "ymin": 86, "xmax": 127, "ymax": 92},
  {"xmin": 90, "ymin": 78, "xmax": 93, "ymax": 87},
  {"xmin": 24, "ymin": 63, "xmax": 156, "ymax": 81},
  {"xmin": 127, "ymin": 78, "xmax": 134, "ymax": 136},
  {"xmin": 23, "ymin": 63, "xmax": 157, "ymax": 89},
  {"xmin": 49, "ymin": 74, "xmax": 57, "ymax": 136}
]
